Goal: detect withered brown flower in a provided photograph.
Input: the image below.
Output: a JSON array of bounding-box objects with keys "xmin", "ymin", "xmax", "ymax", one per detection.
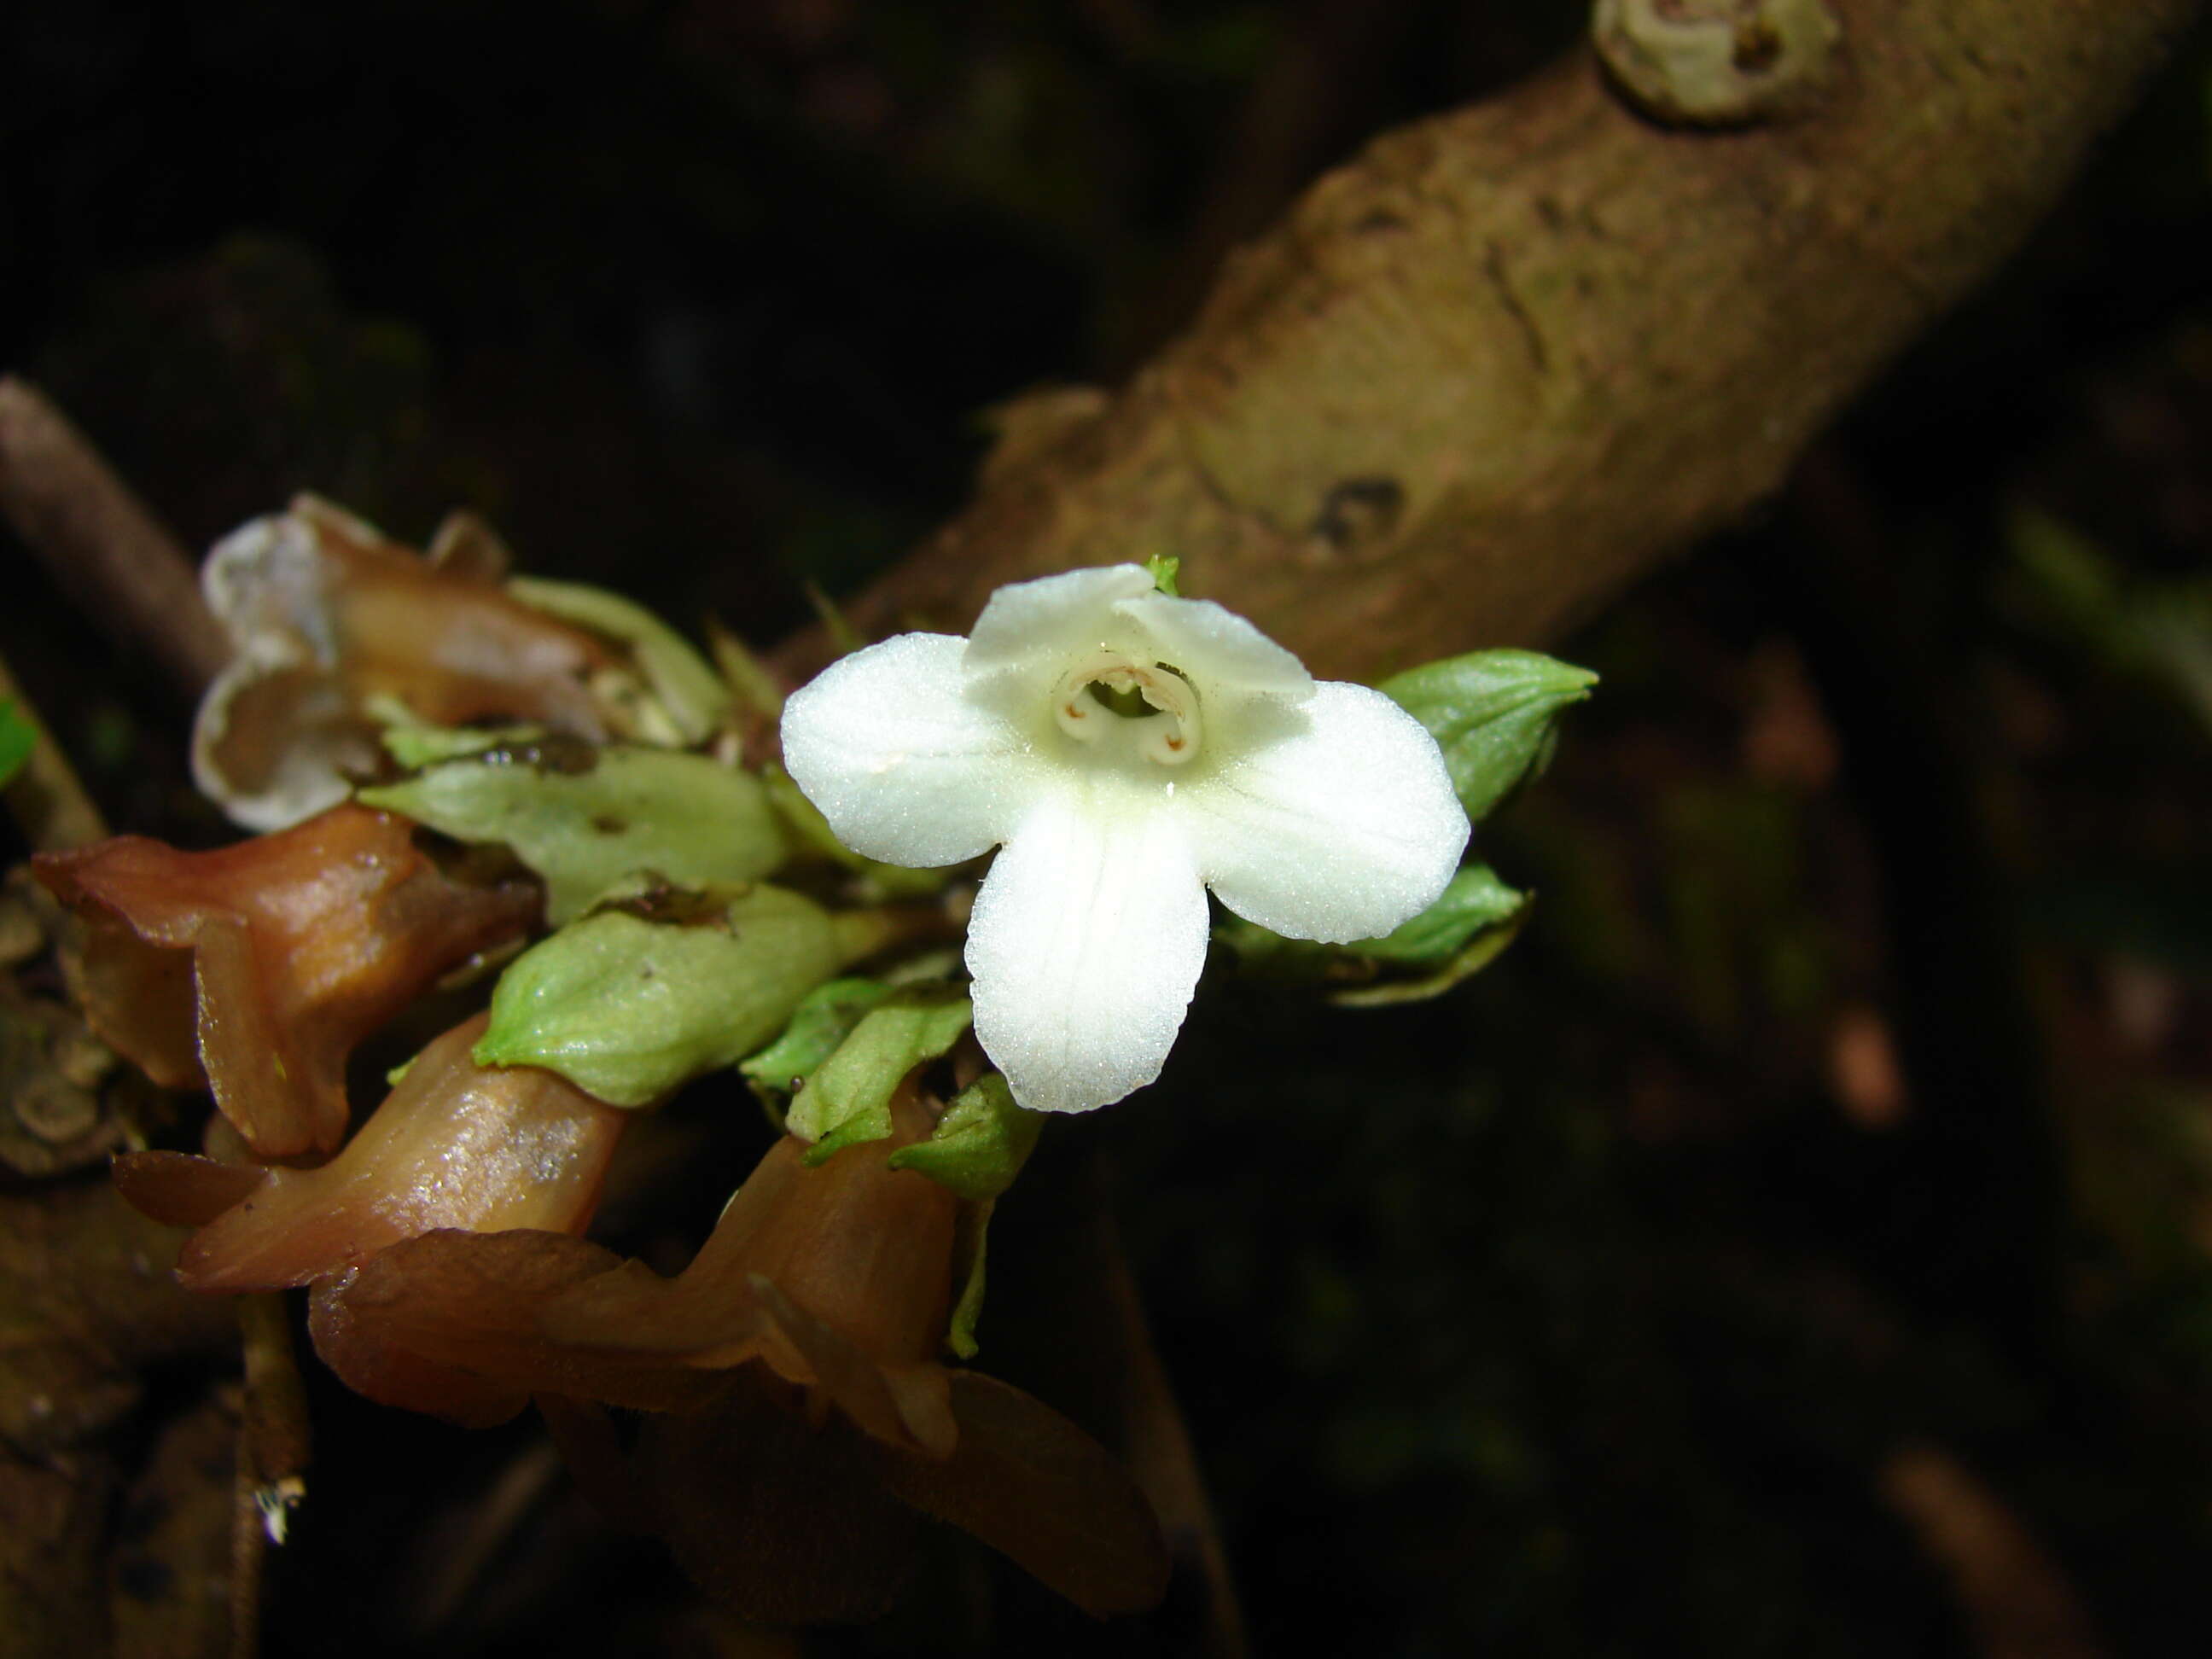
[
  {"xmin": 36, "ymin": 804, "xmax": 538, "ymax": 1158},
  {"xmin": 315, "ymin": 1091, "xmax": 1170, "ymax": 1622},
  {"xmin": 190, "ymin": 494, "xmax": 614, "ymax": 830}
]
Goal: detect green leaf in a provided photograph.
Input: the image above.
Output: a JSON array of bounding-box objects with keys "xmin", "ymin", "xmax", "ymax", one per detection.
[
  {"xmin": 359, "ymin": 744, "xmax": 789, "ymax": 923},
  {"xmin": 1354, "ymin": 864, "xmax": 1529, "ymax": 964},
  {"xmin": 507, "ymin": 575, "xmax": 731, "ymax": 744},
  {"xmin": 788, "ymin": 985, "xmax": 973, "ymax": 1164},
  {"xmin": 1378, "ymin": 649, "xmax": 1597, "ymax": 824},
  {"xmin": 888, "ymin": 1074, "xmax": 1044, "ymax": 1202},
  {"xmin": 0, "ymin": 700, "xmax": 36, "ymax": 791},
  {"xmin": 739, "ymin": 977, "xmax": 895, "ymax": 1096},
  {"xmin": 1144, "ymin": 554, "xmax": 1181, "ymax": 597},
  {"xmin": 474, "ymin": 884, "xmax": 843, "ymax": 1105}
]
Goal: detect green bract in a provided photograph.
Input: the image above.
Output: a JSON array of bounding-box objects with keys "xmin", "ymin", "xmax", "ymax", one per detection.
[
  {"xmin": 1217, "ymin": 863, "xmax": 1533, "ymax": 1005},
  {"xmin": 946, "ymin": 1203, "xmax": 995, "ymax": 1360},
  {"xmin": 1379, "ymin": 649, "xmax": 1597, "ymax": 824},
  {"xmin": 508, "ymin": 574, "xmax": 731, "ymax": 745},
  {"xmin": 738, "ymin": 976, "xmax": 896, "ymax": 1097},
  {"xmin": 377, "ymin": 721, "xmax": 546, "ymax": 770},
  {"xmin": 1356, "ymin": 864, "xmax": 1528, "ymax": 964},
  {"xmin": 359, "ymin": 745, "xmax": 788, "ymax": 924},
  {"xmin": 787, "ymin": 986, "xmax": 973, "ymax": 1165},
  {"xmin": 887, "ymin": 1074, "xmax": 1044, "ymax": 1203},
  {"xmin": 473, "ymin": 884, "xmax": 842, "ymax": 1106},
  {"xmin": 1332, "ymin": 884, "xmax": 1533, "ymax": 1008},
  {"xmin": 884, "ymin": 1073, "xmax": 1046, "ymax": 1358}
]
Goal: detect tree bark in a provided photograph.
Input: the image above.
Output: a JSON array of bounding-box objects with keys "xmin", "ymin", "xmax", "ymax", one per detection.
[{"xmin": 784, "ymin": 0, "xmax": 2199, "ymax": 683}]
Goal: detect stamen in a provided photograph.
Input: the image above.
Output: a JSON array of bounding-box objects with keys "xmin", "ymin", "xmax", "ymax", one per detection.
[{"xmin": 1050, "ymin": 651, "xmax": 1202, "ymax": 765}]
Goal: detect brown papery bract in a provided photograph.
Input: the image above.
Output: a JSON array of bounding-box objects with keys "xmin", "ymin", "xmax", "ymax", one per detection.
[
  {"xmin": 112, "ymin": 1012, "xmax": 627, "ymax": 1295},
  {"xmin": 37, "ymin": 805, "xmax": 538, "ymax": 1158},
  {"xmin": 319, "ymin": 1091, "xmax": 1170, "ymax": 1619}
]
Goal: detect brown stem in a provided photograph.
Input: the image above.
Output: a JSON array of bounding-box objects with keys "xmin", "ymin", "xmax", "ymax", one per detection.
[
  {"xmin": 0, "ymin": 375, "xmax": 229, "ymax": 699},
  {"xmin": 779, "ymin": 0, "xmax": 2199, "ymax": 683}
]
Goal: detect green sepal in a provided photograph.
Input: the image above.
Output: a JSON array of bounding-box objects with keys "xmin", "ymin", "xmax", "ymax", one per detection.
[
  {"xmin": 1378, "ymin": 649, "xmax": 1597, "ymax": 825},
  {"xmin": 0, "ymin": 700, "xmax": 35, "ymax": 790},
  {"xmin": 508, "ymin": 574, "xmax": 731, "ymax": 745},
  {"xmin": 739, "ymin": 976, "xmax": 894, "ymax": 1097},
  {"xmin": 359, "ymin": 745, "xmax": 788, "ymax": 924},
  {"xmin": 789, "ymin": 985, "xmax": 972, "ymax": 1165},
  {"xmin": 473, "ymin": 883, "xmax": 843, "ymax": 1106},
  {"xmin": 887, "ymin": 1073, "xmax": 1043, "ymax": 1202},
  {"xmin": 1144, "ymin": 554, "xmax": 1181, "ymax": 597},
  {"xmin": 944, "ymin": 1199, "xmax": 995, "ymax": 1361}
]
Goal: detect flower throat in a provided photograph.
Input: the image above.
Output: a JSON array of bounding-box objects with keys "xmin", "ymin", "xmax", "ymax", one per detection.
[{"xmin": 1050, "ymin": 651, "xmax": 1202, "ymax": 766}]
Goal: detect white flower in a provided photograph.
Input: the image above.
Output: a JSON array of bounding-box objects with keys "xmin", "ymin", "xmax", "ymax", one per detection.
[{"xmin": 779, "ymin": 566, "xmax": 1469, "ymax": 1115}]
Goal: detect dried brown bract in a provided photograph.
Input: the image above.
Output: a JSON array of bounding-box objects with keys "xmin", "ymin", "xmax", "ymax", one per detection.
[
  {"xmin": 36, "ymin": 804, "xmax": 538, "ymax": 1158},
  {"xmin": 321, "ymin": 1092, "xmax": 1169, "ymax": 1621}
]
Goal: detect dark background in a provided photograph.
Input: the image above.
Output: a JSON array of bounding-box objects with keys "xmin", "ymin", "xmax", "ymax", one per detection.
[{"xmin": 8, "ymin": 3, "xmax": 2212, "ymax": 1654}]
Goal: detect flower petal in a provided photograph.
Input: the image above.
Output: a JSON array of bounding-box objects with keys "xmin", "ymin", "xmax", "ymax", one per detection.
[
  {"xmin": 962, "ymin": 565, "xmax": 1155, "ymax": 684},
  {"xmin": 966, "ymin": 784, "xmax": 1209, "ymax": 1114},
  {"xmin": 1117, "ymin": 590, "xmax": 1311, "ymax": 701},
  {"xmin": 780, "ymin": 632, "xmax": 1037, "ymax": 867},
  {"xmin": 1180, "ymin": 681, "xmax": 1469, "ymax": 941}
]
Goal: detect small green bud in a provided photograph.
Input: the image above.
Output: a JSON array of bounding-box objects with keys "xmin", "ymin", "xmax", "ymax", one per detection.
[
  {"xmin": 474, "ymin": 884, "xmax": 843, "ymax": 1105},
  {"xmin": 1379, "ymin": 649, "xmax": 1597, "ymax": 825}
]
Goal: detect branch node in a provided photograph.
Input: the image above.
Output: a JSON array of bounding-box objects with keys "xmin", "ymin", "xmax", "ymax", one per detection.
[{"xmin": 1592, "ymin": 0, "xmax": 1842, "ymax": 127}]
